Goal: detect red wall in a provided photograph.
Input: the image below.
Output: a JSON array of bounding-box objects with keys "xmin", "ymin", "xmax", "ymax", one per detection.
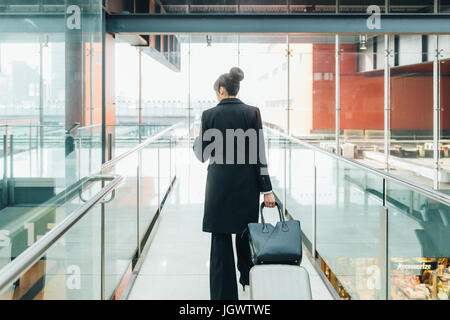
[{"xmin": 311, "ymin": 44, "xmax": 450, "ymax": 132}]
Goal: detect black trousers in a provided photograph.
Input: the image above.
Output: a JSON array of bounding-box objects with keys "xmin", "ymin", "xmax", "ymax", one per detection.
[{"xmin": 209, "ymin": 232, "xmax": 254, "ymax": 300}]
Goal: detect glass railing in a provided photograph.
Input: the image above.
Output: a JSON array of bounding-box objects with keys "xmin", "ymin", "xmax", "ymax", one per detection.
[
  {"xmin": 74, "ymin": 125, "xmax": 103, "ymax": 181},
  {"xmin": 105, "ymin": 124, "xmax": 170, "ymax": 160},
  {"xmin": 265, "ymin": 125, "xmax": 450, "ymax": 300},
  {"xmin": 0, "ymin": 123, "xmax": 181, "ymax": 300},
  {"xmin": 0, "ymin": 121, "xmax": 171, "ymax": 212},
  {"xmin": 0, "ymin": 122, "xmax": 67, "ymax": 212}
]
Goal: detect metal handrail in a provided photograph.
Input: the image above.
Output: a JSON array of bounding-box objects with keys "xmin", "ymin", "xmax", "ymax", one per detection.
[
  {"xmin": 0, "ymin": 174, "xmax": 123, "ymax": 294},
  {"xmin": 0, "ymin": 118, "xmax": 39, "ymax": 127},
  {"xmin": 102, "ymin": 123, "xmax": 179, "ymax": 170},
  {"xmin": 264, "ymin": 125, "xmax": 450, "ymax": 206}
]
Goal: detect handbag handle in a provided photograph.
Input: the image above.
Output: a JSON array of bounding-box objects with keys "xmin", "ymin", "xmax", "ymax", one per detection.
[{"xmin": 260, "ymin": 201, "xmax": 286, "ymax": 227}]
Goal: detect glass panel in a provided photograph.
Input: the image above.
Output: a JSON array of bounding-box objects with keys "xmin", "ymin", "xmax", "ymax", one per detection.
[
  {"xmin": 84, "ymin": 1, "xmax": 103, "ymax": 129},
  {"xmin": 76, "ymin": 125, "xmax": 103, "ymax": 179},
  {"xmin": 285, "ymin": 140, "xmax": 315, "ymax": 245},
  {"xmin": 265, "ymin": 130, "xmax": 286, "ymax": 203},
  {"xmin": 101, "ymin": 157, "xmax": 138, "ymax": 299},
  {"xmin": 104, "ymin": 124, "xmax": 169, "ymax": 162},
  {"xmin": 288, "ymin": 35, "xmax": 314, "ymax": 138},
  {"xmin": 189, "ymin": 34, "xmax": 239, "ymax": 121},
  {"xmin": 310, "ymin": 37, "xmax": 336, "ymax": 149},
  {"xmin": 0, "ymin": 178, "xmax": 104, "ymax": 300},
  {"xmin": 239, "ymin": 35, "xmax": 288, "ymax": 132},
  {"xmin": 0, "ymin": 206, "xmax": 102, "ymax": 300},
  {"xmin": 0, "ymin": 3, "xmax": 104, "ymax": 294},
  {"xmin": 287, "ymin": 35, "xmax": 336, "ymax": 146},
  {"xmin": 140, "ymin": 147, "xmax": 159, "ymax": 240},
  {"xmin": 315, "ymin": 152, "xmax": 384, "ymax": 299},
  {"xmin": 115, "ymin": 42, "xmax": 140, "ymax": 126},
  {"xmin": 141, "ymin": 35, "xmax": 187, "ymax": 127},
  {"xmin": 158, "ymin": 136, "xmax": 172, "ymax": 202},
  {"xmin": 338, "ymin": 35, "xmax": 385, "ymax": 164},
  {"xmin": 387, "ymin": 182, "xmax": 450, "ymax": 300},
  {"xmin": 236, "ymin": 35, "xmax": 288, "ymax": 218},
  {"xmin": 389, "ymin": 35, "xmax": 434, "ymax": 189}
]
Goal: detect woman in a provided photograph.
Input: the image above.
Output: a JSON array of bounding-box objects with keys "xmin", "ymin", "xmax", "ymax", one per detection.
[{"xmin": 193, "ymin": 67, "xmax": 276, "ymax": 300}]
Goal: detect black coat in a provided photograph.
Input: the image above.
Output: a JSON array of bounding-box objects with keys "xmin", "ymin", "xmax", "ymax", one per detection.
[{"xmin": 193, "ymin": 98, "xmax": 272, "ymax": 234}]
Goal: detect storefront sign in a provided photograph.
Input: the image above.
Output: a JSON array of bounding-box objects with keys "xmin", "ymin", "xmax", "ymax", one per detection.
[{"xmin": 392, "ymin": 261, "xmax": 437, "ymax": 271}]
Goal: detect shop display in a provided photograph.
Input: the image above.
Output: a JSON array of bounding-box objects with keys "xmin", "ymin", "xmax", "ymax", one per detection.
[{"xmin": 390, "ymin": 258, "xmax": 449, "ymax": 300}]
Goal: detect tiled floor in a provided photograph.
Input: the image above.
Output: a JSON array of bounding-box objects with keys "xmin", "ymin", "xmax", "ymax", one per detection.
[{"xmin": 128, "ymin": 154, "xmax": 334, "ymax": 300}]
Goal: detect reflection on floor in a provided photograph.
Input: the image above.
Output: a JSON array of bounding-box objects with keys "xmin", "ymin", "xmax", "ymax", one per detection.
[{"xmin": 128, "ymin": 154, "xmax": 334, "ymax": 300}]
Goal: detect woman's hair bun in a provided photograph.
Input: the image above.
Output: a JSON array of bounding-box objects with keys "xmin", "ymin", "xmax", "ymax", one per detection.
[{"xmin": 229, "ymin": 67, "xmax": 244, "ymax": 82}]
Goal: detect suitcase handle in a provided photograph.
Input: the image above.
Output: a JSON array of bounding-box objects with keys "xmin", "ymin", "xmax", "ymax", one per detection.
[{"xmin": 260, "ymin": 202, "xmax": 287, "ymax": 232}]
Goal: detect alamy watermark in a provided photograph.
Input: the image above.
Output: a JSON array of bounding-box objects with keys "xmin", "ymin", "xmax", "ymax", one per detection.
[
  {"xmin": 194, "ymin": 128, "xmax": 269, "ymax": 175},
  {"xmin": 367, "ymin": 5, "xmax": 382, "ymax": 30}
]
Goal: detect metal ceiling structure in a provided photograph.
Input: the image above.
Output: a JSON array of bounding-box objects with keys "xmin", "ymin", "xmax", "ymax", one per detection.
[{"xmin": 106, "ymin": 13, "xmax": 450, "ymax": 35}]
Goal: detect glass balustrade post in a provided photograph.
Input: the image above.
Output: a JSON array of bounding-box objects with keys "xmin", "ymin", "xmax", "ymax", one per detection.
[
  {"xmin": 36, "ymin": 125, "xmax": 40, "ymax": 177},
  {"xmin": 288, "ymin": 144, "xmax": 292, "ymax": 193},
  {"xmin": 335, "ymin": 34, "xmax": 340, "ymax": 155},
  {"xmin": 158, "ymin": 146, "xmax": 161, "ymax": 214},
  {"xmin": 28, "ymin": 124, "xmax": 32, "ymax": 175},
  {"xmin": 173, "ymin": 137, "xmax": 177, "ymax": 179},
  {"xmin": 77, "ymin": 137, "xmax": 81, "ymax": 180},
  {"xmin": 169, "ymin": 137, "xmax": 172, "ymax": 184},
  {"xmin": 384, "ymin": 35, "xmax": 391, "ymax": 172},
  {"xmin": 137, "ymin": 163, "xmax": 141, "ymax": 256},
  {"xmin": 89, "ymin": 128, "xmax": 93, "ymax": 176},
  {"xmin": 433, "ymin": 35, "xmax": 441, "ymax": 190},
  {"xmin": 379, "ymin": 204, "xmax": 388, "ymax": 300},
  {"xmin": 2, "ymin": 134, "xmax": 8, "ymax": 208},
  {"xmin": 364, "ymin": 172, "xmax": 369, "ymax": 215},
  {"xmin": 283, "ymin": 36, "xmax": 290, "ymax": 216},
  {"xmin": 101, "ymin": 179, "xmax": 105, "ymax": 300},
  {"xmin": 312, "ymin": 151, "xmax": 317, "ymax": 258},
  {"xmin": 9, "ymin": 135, "xmax": 14, "ymax": 205},
  {"xmin": 138, "ymin": 48, "xmax": 143, "ymax": 144},
  {"xmin": 39, "ymin": 36, "xmax": 44, "ymax": 172},
  {"xmin": 380, "ymin": 178, "xmax": 389, "ymax": 300},
  {"xmin": 108, "ymin": 133, "xmax": 113, "ymax": 161},
  {"xmin": 409, "ymin": 190, "xmax": 414, "ymax": 214},
  {"xmin": 187, "ymin": 36, "xmax": 191, "ymax": 163},
  {"xmin": 90, "ymin": 32, "xmax": 94, "ymax": 129}
]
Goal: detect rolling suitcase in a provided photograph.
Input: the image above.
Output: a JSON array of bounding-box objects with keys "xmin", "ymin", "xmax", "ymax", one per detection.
[{"xmin": 249, "ymin": 265, "xmax": 312, "ymax": 300}]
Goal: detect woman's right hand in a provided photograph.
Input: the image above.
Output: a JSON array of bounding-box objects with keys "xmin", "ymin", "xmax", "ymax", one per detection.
[{"xmin": 264, "ymin": 192, "xmax": 276, "ymax": 208}]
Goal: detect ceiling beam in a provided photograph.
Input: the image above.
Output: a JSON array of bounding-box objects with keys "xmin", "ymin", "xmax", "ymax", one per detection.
[
  {"xmin": 1, "ymin": 12, "xmax": 450, "ymax": 35},
  {"xmin": 106, "ymin": 13, "xmax": 450, "ymax": 34}
]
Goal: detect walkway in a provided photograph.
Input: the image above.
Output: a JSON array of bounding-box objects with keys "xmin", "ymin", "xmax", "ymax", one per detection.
[{"xmin": 128, "ymin": 150, "xmax": 334, "ymax": 300}]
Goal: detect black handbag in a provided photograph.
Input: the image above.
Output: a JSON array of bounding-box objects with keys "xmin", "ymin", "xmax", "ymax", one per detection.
[{"xmin": 248, "ymin": 202, "xmax": 302, "ymax": 265}]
